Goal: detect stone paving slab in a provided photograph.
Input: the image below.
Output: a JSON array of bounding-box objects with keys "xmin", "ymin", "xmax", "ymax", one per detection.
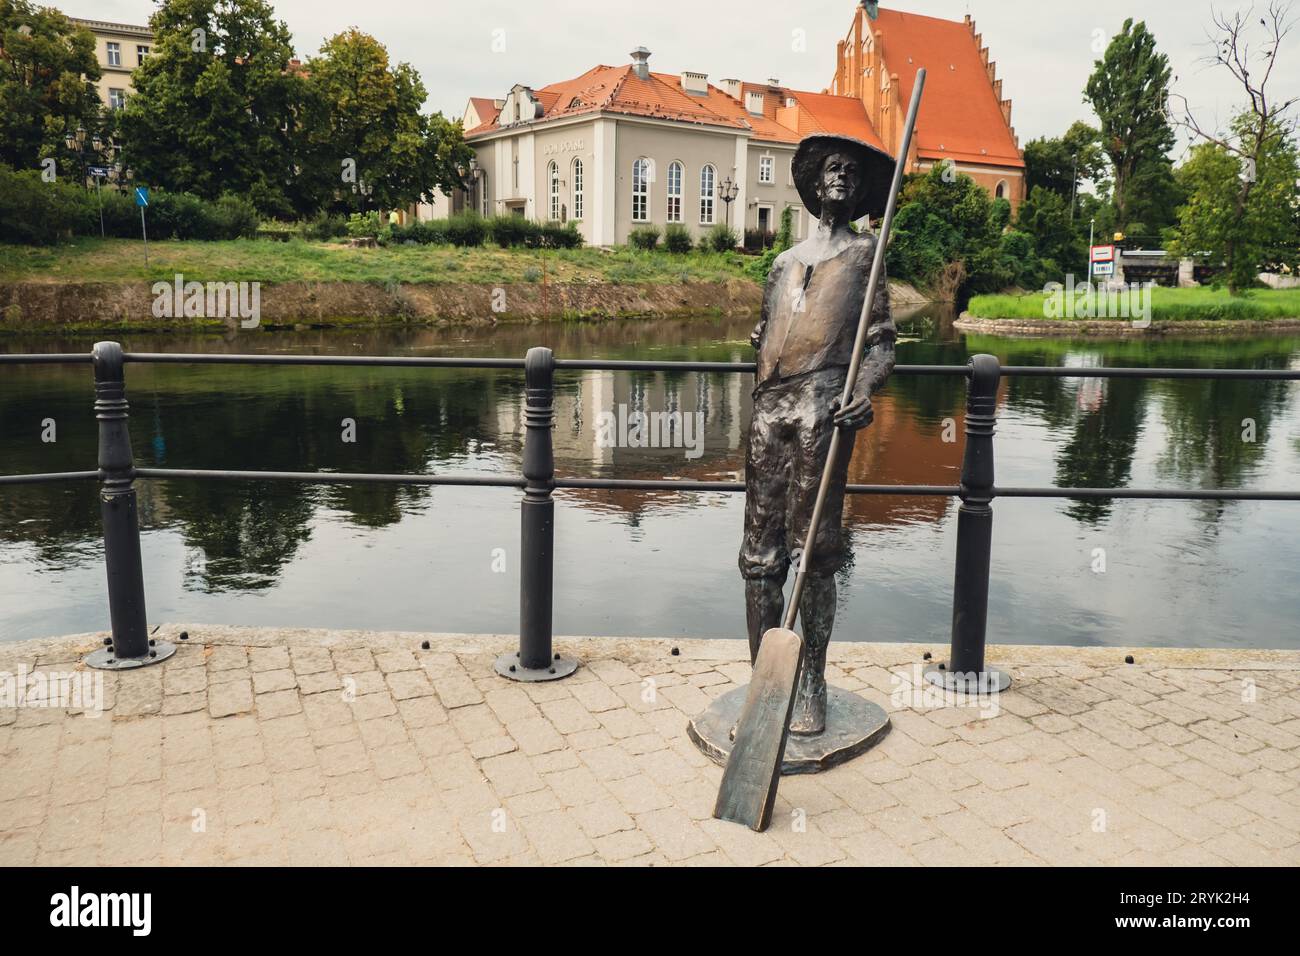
[{"xmin": 1, "ymin": 625, "xmax": 1297, "ymax": 866}]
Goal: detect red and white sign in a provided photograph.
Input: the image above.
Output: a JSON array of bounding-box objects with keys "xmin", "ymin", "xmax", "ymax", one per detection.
[{"xmin": 1090, "ymin": 244, "xmax": 1115, "ymax": 263}]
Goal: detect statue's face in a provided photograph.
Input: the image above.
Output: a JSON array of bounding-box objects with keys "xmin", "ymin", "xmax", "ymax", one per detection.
[{"xmin": 817, "ymin": 151, "xmax": 861, "ymax": 215}]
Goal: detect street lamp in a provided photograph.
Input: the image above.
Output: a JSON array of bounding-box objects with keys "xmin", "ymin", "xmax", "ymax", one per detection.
[
  {"xmin": 65, "ymin": 124, "xmax": 112, "ymax": 237},
  {"xmin": 717, "ymin": 175, "xmax": 739, "ymax": 230}
]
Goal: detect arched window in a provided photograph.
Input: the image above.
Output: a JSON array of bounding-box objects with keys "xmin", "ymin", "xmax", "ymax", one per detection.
[
  {"xmin": 994, "ymin": 180, "xmax": 1007, "ymax": 200},
  {"xmin": 572, "ymin": 158, "xmax": 584, "ymax": 220},
  {"xmin": 632, "ymin": 158, "xmax": 650, "ymax": 222},
  {"xmin": 700, "ymin": 164, "xmax": 716, "ymax": 224},
  {"xmin": 666, "ymin": 161, "xmax": 683, "ymax": 222},
  {"xmin": 548, "ymin": 161, "xmax": 560, "ymax": 221}
]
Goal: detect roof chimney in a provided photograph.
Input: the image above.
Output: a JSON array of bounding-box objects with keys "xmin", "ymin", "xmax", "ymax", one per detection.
[
  {"xmin": 745, "ymin": 90, "xmax": 765, "ymax": 116},
  {"xmin": 767, "ymin": 77, "xmax": 780, "ymax": 87},
  {"xmin": 630, "ymin": 47, "xmax": 651, "ymax": 80},
  {"xmin": 682, "ymin": 70, "xmax": 708, "ymax": 96},
  {"xmin": 721, "ymin": 78, "xmax": 742, "ymax": 99}
]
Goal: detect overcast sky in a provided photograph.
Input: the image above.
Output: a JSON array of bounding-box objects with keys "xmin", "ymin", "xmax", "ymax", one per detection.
[{"xmin": 64, "ymin": 0, "xmax": 1298, "ymax": 158}]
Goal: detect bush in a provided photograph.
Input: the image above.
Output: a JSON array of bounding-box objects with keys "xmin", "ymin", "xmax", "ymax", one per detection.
[
  {"xmin": 446, "ymin": 212, "xmax": 488, "ymax": 247},
  {"xmin": 540, "ymin": 221, "xmax": 583, "ymax": 249},
  {"xmin": 490, "ymin": 214, "xmax": 541, "ymax": 247},
  {"xmin": 0, "ymin": 165, "xmax": 92, "ymax": 244},
  {"xmin": 629, "ymin": 225, "xmax": 661, "ymax": 250},
  {"xmin": 664, "ymin": 223, "xmax": 693, "ymax": 253},
  {"xmin": 301, "ymin": 212, "xmax": 349, "ymax": 241},
  {"xmin": 743, "ymin": 228, "xmax": 775, "ymax": 252},
  {"xmin": 706, "ymin": 223, "xmax": 738, "ymax": 252},
  {"xmin": 346, "ymin": 212, "xmax": 382, "ymax": 240}
]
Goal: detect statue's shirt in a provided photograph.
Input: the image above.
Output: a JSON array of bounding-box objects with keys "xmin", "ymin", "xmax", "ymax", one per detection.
[{"xmin": 755, "ymin": 235, "xmax": 894, "ymax": 388}]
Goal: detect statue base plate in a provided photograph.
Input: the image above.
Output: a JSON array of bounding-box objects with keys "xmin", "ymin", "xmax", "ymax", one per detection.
[{"xmin": 688, "ymin": 685, "xmax": 890, "ymax": 775}]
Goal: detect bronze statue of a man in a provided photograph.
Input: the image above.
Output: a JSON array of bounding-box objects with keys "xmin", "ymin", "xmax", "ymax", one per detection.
[{"xmin": 740, "ymin": 135, "xmax": 897, "ymax": 736}]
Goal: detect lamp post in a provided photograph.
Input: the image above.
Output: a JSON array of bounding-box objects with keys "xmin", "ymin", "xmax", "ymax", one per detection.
[
  {"xmin": 65, "ymin": 125, "xmax": 110, "ymax": 238},
  {"xmin": 717, "ymin": 175, "xmax": 739, "ymax": 232}
]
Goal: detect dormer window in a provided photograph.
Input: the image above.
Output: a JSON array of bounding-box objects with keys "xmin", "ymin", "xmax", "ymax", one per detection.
[{"xmin": 569, "ymin": 98, "xmax": 584, "ymax": 109}]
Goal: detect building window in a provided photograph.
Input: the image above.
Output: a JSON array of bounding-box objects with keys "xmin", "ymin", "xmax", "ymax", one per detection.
[
  {"xmin": 632, "ymin": 158, "xmax": 650, "ymax": 222},
  {"xmin": 108, "ymin": 89, "xmax": 126, "ymax": 111},
  {"xmin": 666, "ymin": 161, "xmax": 683, "ymax": 222},
  {"xmin": 572, "ymin": 158, "xmax": 584, "ymax": 220},
  {"xmin": 137, "ymin": 45, "xmax": 150, "ymax": 64},
  {"xmin": 106, "ymin": 42, "xmax": 121, "ymax": 67},
  {"xmin": 995, "ymin": 180, "xmax": 1007, "ymax": 199},
  {"xmin": 700, "ymin": 164, "xmax": 716, "ymax": 224},
  {"xmin": 548, "ymin": 161, "xmax": 560, "ymax": 221},
  {"xmin": 759, "ymin": 155, "xmax": 774, "ymax": 184}
]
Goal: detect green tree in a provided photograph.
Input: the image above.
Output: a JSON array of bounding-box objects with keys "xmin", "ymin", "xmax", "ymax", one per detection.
[
  {"xmin": 1166, "ymin": 115, "xmax": 1300, "ymax": 291},
  {"xmin": 298, "ymin": 29, "xmax": 472, "ymax": 214},
  {"xmin": 1084, "ymin": 19, "xmax": 1177, "ymax": 233},
  {"xmin": 1168, "ymin": 2, "xmax": 1299, "ymax": 293},
  {"xmin": 0, "ymin": 0, "xmax": 102, "ymax": 172},
  {"xmin": 1023, "ymin": 121, "xmax": 1107, "ymax": 204},
  {"xmin": 1015, "ymin": 185, "xmax": 1084, "ymax": 283},
  {"xmin": 887, "ymin": 165, "xmax": 1023, "ymax": 298},
  {"xmin": 119, "ymin": 0, "xmax": 303, "ymax": 217}
]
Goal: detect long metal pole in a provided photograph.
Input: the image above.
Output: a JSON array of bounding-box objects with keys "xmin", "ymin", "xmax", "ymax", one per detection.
[{"xmin": 781, "ymin": 68, "xmax": 927, "ymax": 630}]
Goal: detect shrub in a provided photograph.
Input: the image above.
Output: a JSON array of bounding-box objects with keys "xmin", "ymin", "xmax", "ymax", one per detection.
[
  {"xmin": 446, "ymin": 212, "xmax": 488, "ymax": 247},
  {"xmin": 629, "ymin": 225, "xmax": 661, "ymax": 250},
  {"xmin": 706, "ymin": 223, "xmax": 738, "ymax": 252},
  {"xmin": 302, "ymin": 212, "xmax": 349, "ymax": 241},
  {"xmin": 490, "ymin": 214, "xmax": 541, "ymax": 247},
  {"xmin": 346, "ymin": 211, "xmax": 382, "ymax": 240},
  {"xmin": 664, "ymin": 223, "xmax": 693, "ymax": 253},
  {"xmin": 0, "ymin": 165, "xmax": 92, "ymax": 244},
  {"xmin": 744, "ymin": 228, "xmax": 776, "ymax": 252},
  {"xmin": 540, "ymin": 221, "xmax": 583, "ymax": 249}
]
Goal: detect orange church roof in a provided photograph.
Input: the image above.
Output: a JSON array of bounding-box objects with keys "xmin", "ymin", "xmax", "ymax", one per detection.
[{"xmin": 864, "ymin": 8, "xmax": 1022, "ymax": 167}]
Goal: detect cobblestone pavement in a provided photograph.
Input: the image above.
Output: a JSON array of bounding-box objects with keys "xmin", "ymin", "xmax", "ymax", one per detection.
[{"xmin": 2, "ymin": 626, "xmax": 1297, "ymax": 866}]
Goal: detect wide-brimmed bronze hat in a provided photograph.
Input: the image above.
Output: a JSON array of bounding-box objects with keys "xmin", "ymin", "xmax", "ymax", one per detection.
[{"xmin": 792, "ymin": 134, "xmax": 896, "ymax": 221}]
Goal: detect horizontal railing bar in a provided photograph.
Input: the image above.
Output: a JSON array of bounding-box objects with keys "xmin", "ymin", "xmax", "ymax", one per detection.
[
  {"xmin": 555, "ymin": 478, "xmax": 962, "ymax": 495},
  {"xmin": 996, "ymin": 486, "xmax": 1300, "ymax": 500},
  {"xmin": 124, "ymin": 353, "xmax": 527, "ymax": 368},
  {"xmin": 134, "ymin": 467, "xmax": 525, "ymax": 487},
  {"xmin": 1001, "ymin": 366, "xmax": 1300, "ymax": 380},
  {"xmin": 2, "ymin": 351, "xmax": 1299, "ymax": 380},
  {"xmin": 0, "ymin": 471, "xmax": 99, "ymax": 485},
  {"xmin": 0, "ymin": 354, "xmax": 94, "ymax": 365}
]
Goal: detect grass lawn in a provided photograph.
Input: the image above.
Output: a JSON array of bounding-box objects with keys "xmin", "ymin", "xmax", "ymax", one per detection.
[
  {"xmin": 968, "ymin": 286, "xmax": 1300, "ymax": 322},
  {"xmin": 0, "ymin": 237, "xmax": 754, "ymax": 286}
]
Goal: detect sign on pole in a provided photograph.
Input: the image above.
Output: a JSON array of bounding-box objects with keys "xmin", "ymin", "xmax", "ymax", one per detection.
[
  {"xmin": 135, "ymin": 187, "xmax": 150, "ymax": 266},
  {"xmin": 1090, "ymin": 244, "xmax": 1115, "ymax": 263},
  {"xmin": 1092, "ymin": 261, "xmax": 1115, "ymax": 277}
]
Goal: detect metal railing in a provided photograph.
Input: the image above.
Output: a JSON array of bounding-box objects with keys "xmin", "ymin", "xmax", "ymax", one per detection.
[{"xmin": 2, "ymin": 343, "xmax": 1298, "ymax": 686}]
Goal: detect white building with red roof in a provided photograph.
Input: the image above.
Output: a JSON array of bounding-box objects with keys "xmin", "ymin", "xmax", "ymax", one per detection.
[{"xmin": 427, "ymin": 4, "xmax": 1025, "ymax": 244}]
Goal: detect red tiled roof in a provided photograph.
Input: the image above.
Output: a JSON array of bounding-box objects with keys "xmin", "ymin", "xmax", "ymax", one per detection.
[
  {"xmin": 867, "ymin": 8, "xmax": 1022, "ymax": 166},
  {"xmin": 466, "ymin": 97, "xmax": 500, "ymax": 128},
  {"xmin": 465, "ymin": 62, "xmax": 887, "ymax": 153}
]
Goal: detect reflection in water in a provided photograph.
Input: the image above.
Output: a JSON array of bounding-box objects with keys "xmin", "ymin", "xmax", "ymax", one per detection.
[{"xmin": 2, "ymin": 312, "xmax": 1299, "ymax": 648}]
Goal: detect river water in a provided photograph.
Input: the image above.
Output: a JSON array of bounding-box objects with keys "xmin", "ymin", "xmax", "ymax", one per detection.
[{"xmin": 2, "ymin": 307, "xmax": 1298, "ymax": 648}]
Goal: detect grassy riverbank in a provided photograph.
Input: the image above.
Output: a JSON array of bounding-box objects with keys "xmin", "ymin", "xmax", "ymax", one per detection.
[
  {"xmin": 0, "ymin": 237, "xmax": 753, "ymax": 286},
  {"xmin": 968, "ymin": 286, "xmax": 1300, "ymax": 323}
]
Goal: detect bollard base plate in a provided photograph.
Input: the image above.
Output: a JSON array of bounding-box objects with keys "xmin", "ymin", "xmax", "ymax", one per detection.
[
  {"xmin": 84, "ymin": 640, "xmax": 177, "ymax": 671},
  {"xmin": 923, "ymin": 662, "xmax": 1011, "ymax": 694},
  {"xmin": 494, "ymin": 650, "xmax": 578, "ymax": 683}
]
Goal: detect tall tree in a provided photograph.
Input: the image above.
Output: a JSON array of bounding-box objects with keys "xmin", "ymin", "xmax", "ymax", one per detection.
[
  {"xmin": 1023, "ymin": 121, "xmax": 1106, "ymax": 204},
  {"xmin": 119, "ymin": 0, "xmax": 303, "ymax": 216},
  {"xmin": 1168, "ymin": 1, "xmax": 1298, "ymax": 293},
  {"xmin": 0, "ymin": 0, "xmax": 102, "ymax": 173},
  {"xmin": 1166, "ymin": 115, "xmax": 1299, "ymax": 291},
  {"xmin": 297, "ymin": 29, "xmax": 471, "ymax": 214},
  {"xmin": 1084, "ymin": 19, "xmax": 1177, "ymax": 234}
]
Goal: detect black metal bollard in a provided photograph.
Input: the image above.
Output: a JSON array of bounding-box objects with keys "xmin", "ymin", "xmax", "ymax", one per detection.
[
  {"xmin": 494, "ymin": 347, "xmax": 577, "ymax": 682},
  {"xmin": 84, "ymin": 342, "xmax": 175, "ymax": 670},
  {"xmin": 925, "ymin": 353, "xmax": 1010, "ymax": 694}
]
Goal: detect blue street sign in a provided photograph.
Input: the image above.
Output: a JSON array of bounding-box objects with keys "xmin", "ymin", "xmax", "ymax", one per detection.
[{"xmin": 134, "ymin": 186, "xmax": 149, "ymax": 207}]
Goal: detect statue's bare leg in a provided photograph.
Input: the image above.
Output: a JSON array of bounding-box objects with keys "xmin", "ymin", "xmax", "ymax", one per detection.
[{"xmin": 789, "ymin": 573, "xmax": 834, "ymax": 735}]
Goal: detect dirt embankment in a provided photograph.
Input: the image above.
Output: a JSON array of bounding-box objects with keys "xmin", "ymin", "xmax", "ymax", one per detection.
[
  {"xmin": 0, "ymin": 278, "xmax": 933, "ymax": 334},
  {"xmin": 0, "ymin": 279, "xmax": 765, "ymax": 333}
]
